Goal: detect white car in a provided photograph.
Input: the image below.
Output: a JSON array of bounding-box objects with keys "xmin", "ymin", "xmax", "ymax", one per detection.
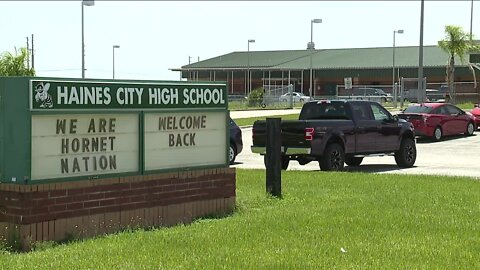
[{"xmin": 279, "ymin": 92, "xmax": 313, "ymax": 103}]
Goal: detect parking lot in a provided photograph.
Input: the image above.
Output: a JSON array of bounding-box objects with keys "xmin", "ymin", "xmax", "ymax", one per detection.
[{"xmin": 233, "ymin": 126, "xmax": 480, "ymax": 179}]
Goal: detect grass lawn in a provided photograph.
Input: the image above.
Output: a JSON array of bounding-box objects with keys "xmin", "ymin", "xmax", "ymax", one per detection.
[{"xmin": 1, "ymin": 169, "xmax": 479, "ymax": 269}]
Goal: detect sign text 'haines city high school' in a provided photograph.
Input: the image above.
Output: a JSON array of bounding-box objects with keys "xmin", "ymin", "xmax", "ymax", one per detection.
[{"xmin": 30, "ymin": 80, "xmax": 227, "ymax": 110}]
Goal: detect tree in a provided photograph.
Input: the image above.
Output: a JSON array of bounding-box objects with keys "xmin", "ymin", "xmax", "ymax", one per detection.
[
  {"xmin": 0, "ymin": 47, "xmax": 35, "ymax": 76},
  {"xmin": 438, "ymin": 25, "xmax": 479, "ymax": 103}
]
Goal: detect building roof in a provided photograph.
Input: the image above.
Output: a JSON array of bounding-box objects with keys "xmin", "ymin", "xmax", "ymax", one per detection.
[{"xmin": 173, "ymin": 45, "xmax": 469, "ymax": 71}]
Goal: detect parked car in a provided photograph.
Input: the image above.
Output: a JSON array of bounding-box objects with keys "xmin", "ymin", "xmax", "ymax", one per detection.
[
  {"xmin": 229, "ymin": 117, "xmax": 243, "ymax": 164},
  {"xmin": 279, "ymin": 92, "xmax": 314, "ymax": 103},
  {"xmin": 402, "ymin": 88, "xmax": 447, "ymax": 103},
  {"xmin": 351, "ymin": 87, "xmax": 392, "ymax": 102},
  {"xmin": 471, "ymin": 103, "xmax": 480, "ymax": 129},
  {"xmin": 397, "ymin": 103, "xmax": 475, "ymax": 141}
]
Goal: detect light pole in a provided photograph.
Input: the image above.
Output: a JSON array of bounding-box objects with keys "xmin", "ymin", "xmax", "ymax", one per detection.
[
  {"xmin": 308, "ymin": 18, "xmax": 322, "ymax": 99},
  {"xmin": 81, "ymin": 0, "xmax": 95, "ymax": 79},
  {"xmin": 470, "ymin": 0, "xmax": 474, "ymax": 40},
  {"xmin": 392, "ymin": 29, "xmax": 404, "ymax": 107},
  {"xmin": 418, "ymin": 0, "xmax": 425, "ymax": 103},
  {"xmin": 112, "ymin": 45, "xmax": 120, "ymax": 79},
  {"xmin": 245, "ymin": 39, "xmax": 255, "ymax": 96},
  {"xmin": 247, "ymin": 39, "xmax": 255, "ymax": 95}
]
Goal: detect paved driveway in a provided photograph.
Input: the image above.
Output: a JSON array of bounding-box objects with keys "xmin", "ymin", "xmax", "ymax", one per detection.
[{"xmin": 233, "ymin": 126, "xmax": 480, "ymax": 179}]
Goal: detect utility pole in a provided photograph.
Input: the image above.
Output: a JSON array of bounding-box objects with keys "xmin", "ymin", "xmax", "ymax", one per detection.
[
  {"xmin": 31, "ymin": 34, "xmax": 35, "ymax": 69},
  {"xmin": 470, "ymin": 0, "xmax": 474, "ymax": 40},
  {"xmin": 417, "ymin": 0, "xmax": 425, "ymax": 103},
  {"xmin": 26, "ymin": 36, "xmax": 30, "ymax": 69},
  {"xmin": 189, "ymin": 56, "xmax": 191, "ymax": 64}
]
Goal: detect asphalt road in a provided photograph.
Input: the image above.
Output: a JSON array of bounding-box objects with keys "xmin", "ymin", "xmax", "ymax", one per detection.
[{"xmin": 232, "ymin": 126, "xmax": 480, "ymax": 179}]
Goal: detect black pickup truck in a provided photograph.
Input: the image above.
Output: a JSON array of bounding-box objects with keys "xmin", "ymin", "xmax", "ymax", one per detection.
[{"xmin": 251, "ymin": 100, "xmax": 417, "ymax": 171}]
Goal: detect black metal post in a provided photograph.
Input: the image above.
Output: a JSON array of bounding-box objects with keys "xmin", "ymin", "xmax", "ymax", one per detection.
[{"xmin": 266, "ymin": 118, "xmax": 281, "ymax": 197}]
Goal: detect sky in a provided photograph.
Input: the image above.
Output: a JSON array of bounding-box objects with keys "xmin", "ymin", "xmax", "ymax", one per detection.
[{"xmin": 0, "ymin": 1, "xmax": 477, "ymax": 81}]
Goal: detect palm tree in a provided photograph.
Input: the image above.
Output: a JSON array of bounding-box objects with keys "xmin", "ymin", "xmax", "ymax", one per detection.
[
  {"xmin": 438, "ymin": 25, "xmax": 479, "ymax": 103},
  {"xmin": 0, "ymin": 47, "xmax": 35, "ymax": 76}
]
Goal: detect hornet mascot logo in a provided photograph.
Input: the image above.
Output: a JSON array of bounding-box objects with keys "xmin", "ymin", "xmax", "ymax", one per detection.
[{"xmin": 34, "ymin": 82, "xmax": 53, "ymax": 108}]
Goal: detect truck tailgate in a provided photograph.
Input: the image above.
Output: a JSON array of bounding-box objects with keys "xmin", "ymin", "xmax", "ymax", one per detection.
[{"xmin": 252, "ymin": 120, "xmax": 308, "ymax": 148}]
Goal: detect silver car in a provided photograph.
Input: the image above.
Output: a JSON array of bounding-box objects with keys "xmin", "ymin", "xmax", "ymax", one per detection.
[{"xmin": 279, "ymin": 92, "xmax": 314, "ymax": 103}]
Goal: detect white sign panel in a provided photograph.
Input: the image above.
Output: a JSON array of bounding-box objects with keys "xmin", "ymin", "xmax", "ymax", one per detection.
[
  {"xmin": 144, "ymin": 111, "xmax": 227, "ymax": 171},
  {"xmin": 344, "ymin": 77, "xmax": 352, "ymax": 89},
  {"xmin": 31, "ymin": 114, "xmax": 139, "ymax": 180}
]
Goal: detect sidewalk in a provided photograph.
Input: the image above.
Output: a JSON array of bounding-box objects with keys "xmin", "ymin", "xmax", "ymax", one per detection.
[
  {"xmin": 229, "ymin": 107, "xmax": 405, "ymax": 120},
  {"xmin": 230, "ymin": 108, "xmax": 301, "ymax": 119}
]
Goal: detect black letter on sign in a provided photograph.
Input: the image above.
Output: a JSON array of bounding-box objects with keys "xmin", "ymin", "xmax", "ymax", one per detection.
[
  {"xmin": 61, "ymin": 138, "xmax": 69, "ymax": 154},
  {"xmin": 109, "ymin": 155, "xmax": 116, "ymax": 169},
  {"xmin": 176, "ymin": 134, "xmax": 182, "ymax": 147},
  {"xmin": 83, "ymin": 156, "xmax": 90, "ymax": 171},
  {"xmin": 61, "ymin": 158, "xmax": 69, "ymax": 173},
  {"xmin": 99, "ymin": 155, "xmax": 108, "ymax": 170},
  {"xmin": 169, "ymin": 134, "xmax": 175, "ymax": 147},
  {"xmin": 190, "ymin": 133, "xmax": 196, "ymax": 146},
  {"xmin": 72, "ymin": 157, "xmax": 80, "ymax": 173},
  {"xmin": 56, "ymin": 119, "xmax": 66, "ymax": 134},
  {"xmin": 109, "ymin": 118, "xmax": 116, "ymax": 132},
  {"xmin": 70, "ymin": 119, "xmax": 78, "ymax": 134},
  {"xmin": 88, "ymin": 118, "xmax": 96, "ymax": 133}
]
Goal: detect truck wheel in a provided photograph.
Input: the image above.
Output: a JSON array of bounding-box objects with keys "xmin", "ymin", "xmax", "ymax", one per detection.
[
  {"xmin": 394, "ymin": 138, "xmax": 416, "ymax": 168},
  {"xmin": 319, "ymin": 143, "xmax": 345, "ymax": 171},
  {"xmin": 345, "ymin": 155, "xmax": 363, "ymax": 166},
  {"xmin": 281, "ymin": 156, "xmax": 290, "ymax": 170}
]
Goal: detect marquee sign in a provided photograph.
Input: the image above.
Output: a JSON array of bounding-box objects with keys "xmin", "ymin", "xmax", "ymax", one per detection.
[
  {"xmin": 30, "ymin": 79, "xmax": 227, "ymax": 110},
  {"xmin": 31, "ymin": 114, "xmax": 139, "ymax": 180},
  {"xmin": 144, "ymin": 111, "xmax": 227, "ymax": 171},
  {"xmin": 0, "ymin": 77, "xmax": 228, "ymax": 183}
]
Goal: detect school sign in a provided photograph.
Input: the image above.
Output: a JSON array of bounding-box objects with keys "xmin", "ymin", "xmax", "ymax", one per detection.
[
  {"xmin": 1, "ymin": 77, "xmax": 229, "ymax": 183},
  {"xmin": 0, "ymin": 77, "xmax": 235, "ymax": 248}
]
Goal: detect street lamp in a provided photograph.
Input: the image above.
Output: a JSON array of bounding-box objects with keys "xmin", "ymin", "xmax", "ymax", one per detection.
[
  {"xmin": 470, "ymin": 0, "xmax": 474, "ymax": 40},
  {"xmin": 392, "ymin": 29, "xmax": 404, "ymax": 106},
  {"xmin": 112, "ymin": 45, "xmax": 120, "ymax": 79},
  {"xmin": 81, "ymin": 0, "xmax": 95, "ymax": 78},
  {"xmin": 247, "ymin": 39, "xmax": 255, "ymax": 95},
  {"xmin": 308, "ymin": 18, "xmax": 322, "ymax": 98}
]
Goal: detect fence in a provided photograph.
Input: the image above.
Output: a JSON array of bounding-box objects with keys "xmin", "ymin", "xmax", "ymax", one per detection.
[{"xmin": 335, "ymin": 81, "xmax": 479, "ymax": 105}]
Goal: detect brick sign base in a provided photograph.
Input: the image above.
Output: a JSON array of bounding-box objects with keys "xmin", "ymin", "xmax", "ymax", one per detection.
[{"xmin": 0, "ymin": 168, "xmax": 236, "ymax": 250}]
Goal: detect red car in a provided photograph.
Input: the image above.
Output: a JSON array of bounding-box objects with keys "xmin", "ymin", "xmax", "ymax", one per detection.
[
  {"xmin": 471, "ymin": 104, "xmax": 480, "ymax": 128},
  {"xmin": 397, "ymin": 103, "xmax": 476, "ymax": 141}
]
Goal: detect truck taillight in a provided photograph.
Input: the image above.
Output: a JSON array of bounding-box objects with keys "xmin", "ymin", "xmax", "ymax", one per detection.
[{"xmin": 305, "ymin": 127, "xmax": 314, "ymax": 141}]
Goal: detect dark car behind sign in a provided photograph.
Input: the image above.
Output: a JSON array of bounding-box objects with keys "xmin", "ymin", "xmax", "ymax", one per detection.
[{"xmin": 229, "ymin": 117, "xmax": 243, "ymax": 164}]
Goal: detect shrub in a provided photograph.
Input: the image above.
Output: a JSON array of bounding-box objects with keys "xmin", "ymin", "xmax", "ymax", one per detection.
[{"xmin": 247, "ymin": 88, "xmax": 264, "ymax": 107}]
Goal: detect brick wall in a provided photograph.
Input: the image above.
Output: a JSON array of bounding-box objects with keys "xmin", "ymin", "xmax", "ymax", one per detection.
[{"xmin": 0, "ymin": 168, "xmax": 236, "ymax": 250}]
